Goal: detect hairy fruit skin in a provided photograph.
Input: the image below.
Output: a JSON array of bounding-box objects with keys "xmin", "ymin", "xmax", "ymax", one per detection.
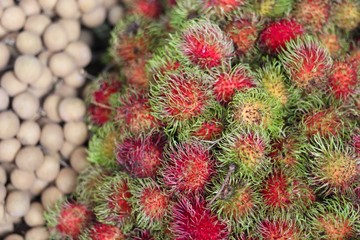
[
  {"xmin": 163, "ymin": 142, "xmax": 215, "ymax": 194},
  {"xmin": 116, "ymin": 133, "xmax": 165, "ymax": 178},
  {"xmin": 259, "ymin": 19, "xmax": 304, "ymax": 54},
  {"xmin": 328, "ymin": 60, "xmax": 358, "ymax": 100},
  {"xmin": 80, "ymin": 223, "xmax": 125, "ymax": 240},
  {"xmin": 279, "ymin": 37, "xmax": 332, "ymax": 92},
  {"xmin": 171, "ymin": 196, "xmax": 229, "ymax": 240},
  {"xmin": 293, "ymin": 0, "xmax": 330, "ymax": 32},
  {"xmin": 303, "ymin": 108, "xmax": 342, "ymax": 138},
  {"xmin": 180, "ymin": 20, "xmax": 234, "ymax": 69},
  {"xmin": 258, "ymin": 218, "xmax": 304, "ymax": 240},
  {"xmin": 332, "ymin": 0, "xmax": 360, "ymax": 31}
]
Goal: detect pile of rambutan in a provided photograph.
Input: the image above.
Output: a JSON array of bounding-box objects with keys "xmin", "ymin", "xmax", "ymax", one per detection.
[{"xmin": 45, "ymin": 0, "xmax": 360, "ymax": 239}]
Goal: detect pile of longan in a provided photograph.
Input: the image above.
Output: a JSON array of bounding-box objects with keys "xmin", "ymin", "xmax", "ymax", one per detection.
[{"xmin": 0, "ymin": 0, "xmax": 123, "ymax": 239}]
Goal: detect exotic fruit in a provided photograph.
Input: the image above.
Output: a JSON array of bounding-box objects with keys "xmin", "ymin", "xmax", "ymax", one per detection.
[{"xmin": 45, "ymin": 0, "xmax": 360, "ymax": 239}]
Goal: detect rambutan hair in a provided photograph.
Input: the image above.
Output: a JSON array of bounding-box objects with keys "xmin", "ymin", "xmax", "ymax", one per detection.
[
  {"xmin": 45, "ymin": 199, "xmax": 93, "ymax": 240},
  {"xmin": 123, "ymin": 0, "xmax": 163, "ymax": 19},
  {"xmin": 257, "ymin": 216, "xmax": 306, "ymax": 240},
  {"xmin": 79, "ymin": 222, "xmax": 125, "ymax": 240},
  {"xmin": 279, "ymin": 36, "xmax": 333, "ymax": 92},
  {"xmin": 116, "ymin": 88, "xmax": 160, "ymax": 136},
  {"xmin": 93, "ymin": 173, "xmax": 133, "ymax": 228},
  {"xmin": 258, "ymin": 19, "xmax": 304, "ymax": 54},
  {"xmin": 217, "ymin": 128, "xmax": 270, "ymax": 179},
  {"xmin": 129, "ymin": 178, "xmax": 171, "ymax": 230},
  {"xmin": 116, "ymin": 132, "xmax": 165, "ymax": 178},
  {"xmin": 171, "ymin": 196, "xmax": 230, "ymax": 239},
  {"xmin": 202, "ymin": 0, "xmax": 246, "ymax": 17},
  {"xmin": 331, "ymin": 0, "xmax": 360, "ymax": 32},
  {"xmin": 328, "ymin": 60, "xmax": 358, "ymax": 101},
  {"xmin": 308, "ymin": 197, "xmax": 360, "ymax": 239},
  {"xmin": 178, "ymin": 19, "xmax": 234, "ymax": 69},
  {"xmin": 292, "ymin": 0, "xmax": 330, "ymax": 32},
  {"xmin": 304, "ymin": 135, "xmax": 359, "ymax": 196},
  {"xmin": 162, "ymin": 141, "xmax": 215, "ymax": 195},
  {"xmin": 227, "ymin": 88, "xmax": 284, "ymax": 137},
  {"xmin": 255, "ymin": 0, "xmax": 293, "ymax": 18},
  {"xmin": 212, "ymin": 63, "xmax": 256, "ymax": 104}
]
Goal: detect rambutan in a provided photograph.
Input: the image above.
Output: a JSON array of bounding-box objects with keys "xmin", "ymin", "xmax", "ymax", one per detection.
[
  {"xmin": 179, "ymin": 116, "xmax": 224, "ymax": 141},
  {"xmin": 150, "ymin": 70, "xmax": 215, "ymax": 134},
  {"xmin": 116, "ymin": 133, "xmax": 165, "ymax": 178},
  {"xmin": 318, "ymin": 27, "xmax": 348, "ymax": 58},
  {"xmin": 179, "ymin": 19, "xmax": 234, "ymax": 69},
  {"xmin": 116, "ymin": 88, "xmax": 160, "ymax": 135},
  {"xmin": 167, "ymin": 0, "xmax": 203, "ymax": 30},
  {"xmin": 88, "ymin": 74, "xmax": 123, "ymax": 125},
  {"xmin": 212, "ymin": 64, "xmax": 256, "ymax": 104},
  {"xmin": 279, "ymin": 36, "xmax": 332, "ymax": 92},
  {"xmin": 302, "ymin": 108, "xmax": 342, "ymax": 138},
  {"xmin": 125, "ymin": 0, "xmax": 163, "ymax": 19},
  {"xmin": 228, "ymin": 88, "xmax": 284, "ymax": 137},
  {"xmin": 255, "ymin": 0, "xmax": 293, "ymax": 18},
  {"xmin": 305, "ymin": 136, "xmax": 359, "ymax": 196},
  {"xmin": 328, "ymin": 60, "xmax": 358, "ymax": 101},
  {"xmin": 258, "ymin": 217, "xmax": 305, "ymax": 240},
  {"xmin": 224, "ymin": 19, "xmax": 259, "ymax": 56},
  {"xmin": 268, "ymin": 133, "xmax": 303, "ymax": 167},
  {"xmin": 202, "ymin": 0, "xmax": 245, "ymax": 16},
  {"xmin": 80, "ymin": 223, "xmax": 125, "ymax": 240},
  {"xmin": 309, "ymin": 197, "xmax": 360, "ymax": 239},
  {"xmin": 162, "ymin": 141, "xmax": 215, "ymax": 194},
  {"xmin": 331, "ymin": 0, "xmax": 360, "ymax": 32},
  {"xmin": 147, "ymin": 45, "xmax": 182, "ymax": 78},
  {"xmin": 351, "ymin": 134, "xmax": 360, "ymax": 155},
  {"xmin": 123, "ymin": 59, "xmax": 150, "ymax": 87},
  {"xmin": 258, "ymin": 19, "xmax": 304, "ymax": 54},
  {"xmin": 129, "ymin": 179, "xmax": 171, "ymax": 229},
  {"xmin": 218, "ymin": 129, "xmax": 270, "ymax": 178},
  {"xmin": 292, "ymin": 0, "xmax": 330, "ymax": 32},
  {"xmin": 171, "ymin": 196, "xmax": 229, "ymax": 239},
  {"xmin": 209, "ymin": 177, "xmax": 261, "ymax": 233},
  {"xmin": 94, "ymin": 173, "xmax": 133, "ymax": 227},
  {"xmin": 256, "ymin": 60, "xmax": 294, "ymax": 106},
  {"xmin": 88, "ymin": 123, "xmax": 119, "ymax": 167},
  {"xmin": 45, "ymin": 200, "xmax": 93, "ymax": 240}
]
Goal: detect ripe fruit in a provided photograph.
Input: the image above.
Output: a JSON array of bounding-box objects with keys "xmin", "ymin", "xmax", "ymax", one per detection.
[
  {"xmin": 331, "ymin": 0, "xmax": 360, "ymax": 31},
  {"xmin": 80, "ymin": 223, "xmax": 125, "ymax": 240}
]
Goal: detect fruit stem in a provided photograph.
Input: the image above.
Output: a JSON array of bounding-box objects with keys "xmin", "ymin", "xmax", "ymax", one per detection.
[{"xmin": 209, "ymin": 163, "xmax": 236, "ymax": 206}]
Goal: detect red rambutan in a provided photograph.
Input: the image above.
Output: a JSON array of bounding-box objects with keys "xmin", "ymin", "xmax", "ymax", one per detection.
[
  {"xmin": 202, "ymin": 0, "xmax": 245, "ymax": 15},
  {"xmin": 129, "ymin": 0, "xmax": 163, "ymax": 19},
  {"xmin": 258, "ymin": 218, "xmax": 303, "ymax": 240},
  {"xmin": 123, "ymin": 59, "xmax": 150, "ymax": 87},
  {"xmin": 94, "ymin": 174, "xmax": 133, "ymax": 225},
  {"xmin": 46, "ymin": 200, "xmax": 93, "ymax": 240},
  {"xmin": 258, "ymin": 19, "xmax": 304, "ymax": 54},
  {"xmin": 225, "ymin": 19, "xmax": 258, "ymax": 56},
  {"xmin": 163, "ymin": 142, "xmax": 215, "ymax": 194},
  {"xmin": 279, "ymin": 37, "xmax": 332, "ymax": 91},
  {"xmin": 117, "ymin": 36, "xmax": 150, "ymax": 62},
  {"xmin": 116, "ymin": 89, "xmax": 160, "ymax": 135},
  {"xmin": 116, "ymin": 133, "xmax": 165, "ymax": 178},
  {"xmin": 180, "ymin": 19, "xmax": 234, "ymax": 69},
  {"xmin": 171, "ymin": 196, "xmax": 229, "ymax": 240},
  {"xmin": 81, "ymin": 223, "xmax": 125, "ymax": 240},
  {"xmin": 328, "ymin": 60, "xmax": 358, "ymax": 100},
  {"xmin": 292, "ymin": 0, "xmax": 330, "ymax": 32},
  {"xmin": 212, "ymin": 64, "xmax": 256, "ymax": 104},
  {"xmin": 351, "ymin": 134, "xmax": 360, "ymax": 155},
  {"xmin": 191, "ymin": 118, "xmax": 224, "ymax": 140},
  {"xmin": 303, "ymin": 108, "xmax": 342, "ymax": 138}
]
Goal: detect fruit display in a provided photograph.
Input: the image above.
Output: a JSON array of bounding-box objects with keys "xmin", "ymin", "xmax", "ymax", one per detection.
[{"xmin": 46, "ymin": 0, "xmax": 359, "ymax": 239}]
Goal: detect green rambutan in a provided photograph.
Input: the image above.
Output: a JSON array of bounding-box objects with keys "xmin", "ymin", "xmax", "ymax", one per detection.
[
  {"xmin": 305, "ymin": 136, "xmax": 359, "ymax": 196},
  {"xmin": 45, "ymin": 199, "xmax": 93, "ymax": 240},
  {"xmin": 93, "ymin": 173, "xmax": 133, "ymax": 228},
  {"xmin": 116, "ymin": 88, "xmax": 161, "ymax": 135},
  {"xmin": 178, "ymin": 19, "xmax": 234, "ymax": 69},
  {"xmin": 292, "ymin": 0, "xmax": 330, "ymax": 32},
  {"xmin": 218, "ymin": 128, "xmax": 270, "ymax": 179},
  {"xmin": 116, "ymin": 132, "xmax": 165, "ymax": 178},
  {"xmin": 162, "ymin": 141, "xmax": 215, "ymax": 195},
  {"xmin": 279, "ymin": 36, "xmax": 333, "ymax": 92},
  {"xmin": 227, "ymin": 88, "xmax": 284, "ymax": 137},
  {"xmin": 208, "ymin": 176, "xmax": 262, "ymax": 233},
  {"xmin": 129, "ymin": 178, "xmax": 171, "ymax": 230},
  {"xmin": 212, "ymin": 63, "xmax": 256, "ymax": 104},
  {"xmin": 79, "ymin": 222, "xmax": 125, "ymax": 240},
  {"xmin": 88, "ymin": 123, "xmax": 119, "ymax": 167},
  {"xmin": 308, "ymin": 197, "xmax": 360, "ymax": 239},
  {"xmin": 256, "ymin": 60, "xmax": 298, "ymax": 106},
  {"xmin": 201, "ymin": 0, "xmax": 246, "ymax": 18},
  {"xmin": 328, "ymin": 60, "xmax": 358, "ymax": 101},
  {"xmin": 167, "ymin": 0, "xmax": 203, "ymax": 30},
  {"xmin": 255, "ymin": 0, "xmax": 294, "ymax": 18},
  {"xmin": 224, "ymin": 18, "xmax": 259, "ymax": 57},
  {"xmin": 171, "ymin": 196, "xmax": 230, "ymax": 239},
  {"xmin": 331, "ymin": 0, "xmax": 360, "ymax": 32}
]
